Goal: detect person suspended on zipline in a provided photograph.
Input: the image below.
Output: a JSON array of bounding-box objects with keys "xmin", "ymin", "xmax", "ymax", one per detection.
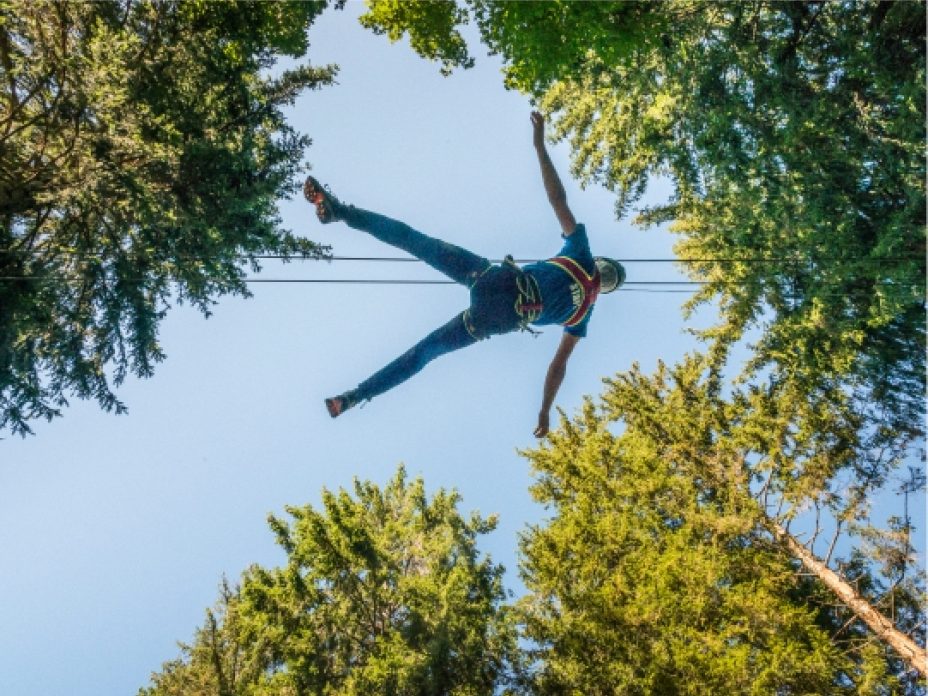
[{"xmin": 305, "ymin": 111, "xmax": 625, "ymax": 437}]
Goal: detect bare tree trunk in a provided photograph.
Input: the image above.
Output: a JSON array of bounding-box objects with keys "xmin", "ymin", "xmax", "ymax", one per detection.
[{"xmin": 769, "ymin": 521, "xmax": 927, "ymax": 677}]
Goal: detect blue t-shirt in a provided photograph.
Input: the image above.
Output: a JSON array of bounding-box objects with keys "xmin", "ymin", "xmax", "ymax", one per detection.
[{"xmin": 523, "ymin": 223, "xmax": 597, "ymax": 338}]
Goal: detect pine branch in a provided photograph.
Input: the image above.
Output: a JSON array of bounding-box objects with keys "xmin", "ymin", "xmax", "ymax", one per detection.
[{"xmin": 768, "ymin": 519, "xmax": 927, "ymax": 676}]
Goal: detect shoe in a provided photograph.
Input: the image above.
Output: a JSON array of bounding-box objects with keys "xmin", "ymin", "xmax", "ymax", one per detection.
[
  {"xmin": 304, "ymin": 175, "xmax": 343, "ymax": 224},
  {"xmin": 325, "ymin": 393, "xmax": 355, "ymax": 418}
]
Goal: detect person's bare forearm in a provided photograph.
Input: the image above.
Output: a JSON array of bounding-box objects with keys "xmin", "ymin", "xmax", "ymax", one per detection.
[
  {"xmin": 540, "ymin": 358, "xmax": 566, "ymax": 416},
  {"xmin": 530, "ymin": 111, "xmax": 576, "ymax": 236},
  {"xmin": 535, "ymin": 141, "xmax": 567, "ymax": 207},
  {"xmin": 535, "ymin": 333, "xmax": 579, "ymax": 437},
  {"xmin": 534, "ymin": 359, "xmax": 566, "ymax": 438}
]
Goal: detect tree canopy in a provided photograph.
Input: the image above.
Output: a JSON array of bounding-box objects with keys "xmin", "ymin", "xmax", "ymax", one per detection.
[
  {"xmin": 0, "ymin": 0, "xmax": 334, "ymax": 435},
  {"xmin": 144, "ymin": 392, "xmax": 925, "ymax": 693},
  {"xmin": 350, "ymin": 14, "xmax": 927, "ymax": 672},
  {"xmin": 4, "ymin": 2, "xmax": 922, "ymax": 690},
  {"xmin": 141, "ymin": 467, "xmax": 520, "ymax": 695},
  {"xmin": 358, "ymin": 0, "xmax": 926, "ymax": 445},
  {"xmin": 519, "ymin": 356, "xmax": 925, "ymax": 694}
]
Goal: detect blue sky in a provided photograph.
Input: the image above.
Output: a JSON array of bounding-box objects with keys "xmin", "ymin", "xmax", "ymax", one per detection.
[{"xmin": 0, "ymin": 4, "xmax": 923, "ymax": 695}]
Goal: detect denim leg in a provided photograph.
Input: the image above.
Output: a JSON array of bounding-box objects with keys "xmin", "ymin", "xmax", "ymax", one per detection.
[
  {"xmin": 341, "ymin": 206, "xmax": 490, "ymax": 286},
  {"xmin": 350, "ymin": 313, "xmax": 477, "ymax": 403}
]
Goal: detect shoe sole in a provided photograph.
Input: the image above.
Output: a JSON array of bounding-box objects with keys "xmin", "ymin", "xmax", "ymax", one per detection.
[
  {"xmin": 325, "ymin": 397, "xmax": 343, "ymax": 418},
  {"xmin": 304, "ymin": 176, "xmax": 336, "ymax": 224}
]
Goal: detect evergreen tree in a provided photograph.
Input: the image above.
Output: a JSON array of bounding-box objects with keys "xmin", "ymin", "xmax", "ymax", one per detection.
[
  {"xmin": 0, "ymin": 0, "xmax": 335, "ymax": 435},
  {"xmin": 350, "ymin": 15, "xmax": 927, "ymax": 677},
  {"xmin": 532, "ymin": 0, "xmax": 926, "ymax": 437},
  {"xmin": 141, "ymin": 466, "xmax": 521, "ymax": 695},
  {"xmin": 355, "ymin": 0, "xmax": 927, "ymax": 456},
  {"xmin": 519, "ymin": 356, "xmax": 925, "ymax": 694}
]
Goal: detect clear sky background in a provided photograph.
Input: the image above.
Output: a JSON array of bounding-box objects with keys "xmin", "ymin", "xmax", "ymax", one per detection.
[{"xmin": 1, "ymin": 5, "xmax": 923, "ymax": 696}]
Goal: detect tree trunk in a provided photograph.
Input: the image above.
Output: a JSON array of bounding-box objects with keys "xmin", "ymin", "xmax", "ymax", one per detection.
[{"xmin": 770, "ymin": 521, "xmax": 927, "ymax": 677}]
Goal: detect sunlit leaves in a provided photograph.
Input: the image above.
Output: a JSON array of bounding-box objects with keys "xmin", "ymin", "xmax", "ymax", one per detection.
[
  {"xmin": 532, "ymin": 2, "xmax": 926, "ymax": 433},
  {"xmin": 519, "ymin": 358, "xmax": 924, "ymax": 693},
  {"xmin": 353, "ymin": 0, "xmax": 927, "ymax": 448},
  {"xmin": 141, "ymin": 467, "xmax": 520, "ymax": 695},
  {"xmin": 359, "ymin": 0, "xmax": 473, "ymax": 76}
]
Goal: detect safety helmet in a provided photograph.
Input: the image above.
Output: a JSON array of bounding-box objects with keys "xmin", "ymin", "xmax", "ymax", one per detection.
[{"xmin": 595, "ymin": 257, "xmax": 625, "ymax": 293}]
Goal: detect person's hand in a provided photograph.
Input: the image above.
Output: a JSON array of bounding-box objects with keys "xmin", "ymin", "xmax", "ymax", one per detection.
[
  {"xmin": 534, "ymin": 410, "xmax": 550, "ymax": 438},
  {"xmin": 530, "ymin": 110, "xmax": 545, "ymax": 148}
]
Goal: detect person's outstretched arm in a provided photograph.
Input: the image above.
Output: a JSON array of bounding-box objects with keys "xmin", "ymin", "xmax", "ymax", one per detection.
[
  {"xmin": 534, "ymin": 332, "xmax": 580, "ymax": 437},
  {"xmin": 531, "ymin": 111, "xmax": 577, "ymax": 237}
]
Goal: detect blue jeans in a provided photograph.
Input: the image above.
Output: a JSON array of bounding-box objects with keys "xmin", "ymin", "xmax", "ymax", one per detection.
[{"xmin": 340, "ymin": 206, "xmax": 521, "ymax": 403}]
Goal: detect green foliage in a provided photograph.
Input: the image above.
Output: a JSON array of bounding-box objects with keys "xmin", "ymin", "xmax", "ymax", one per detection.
[
  {"xmin": 179, "ymin": 0, "xmax": 327, "ymax": 57},
  {"xmin": 359, "ymin": 0, "xmax": 473, "ymax": 76},
  {"xmin": 0, "ymin": 0, "xmax": 335, "ymax": 435},
  {"xmin": 351, "ymin": 0, "xmax": 926, "ymax": 470},
  {"xmin": 533, "ymin": 1, "xmax": 927, "ymax": 435},
  {"xmin": 797, "ymin": 549, "xmax": 928, "ymax": 696},
  {"xmin": 472, "ymin": 0, "xmax": 665, "ymax": 93},
  {"xmin": 141, "ymin": 466, "xmax": 520, "ymax": 695},
  {"xmin": 141, "ymin": 367, "xmax": 924, "ymax": 693},
  {"xmin": 519, "ymin": 357, "xmax": 925, "ymax": 693},
  {"xmin": 138, "ymin": 580, "xmax": 265, "ymax": 696}
]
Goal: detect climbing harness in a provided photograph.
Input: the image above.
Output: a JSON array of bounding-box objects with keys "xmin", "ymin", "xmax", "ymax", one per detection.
[
  {"xmin": 462, "ymin": 256, "xmax": 544, "ymax": 339},
  {"xmin": 546, "ymin": 256, "xmax": 601, "ymax": 327},
  {"xmin": 504, "ymin": 255, "xmax": 543, "ymax": 331}
]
